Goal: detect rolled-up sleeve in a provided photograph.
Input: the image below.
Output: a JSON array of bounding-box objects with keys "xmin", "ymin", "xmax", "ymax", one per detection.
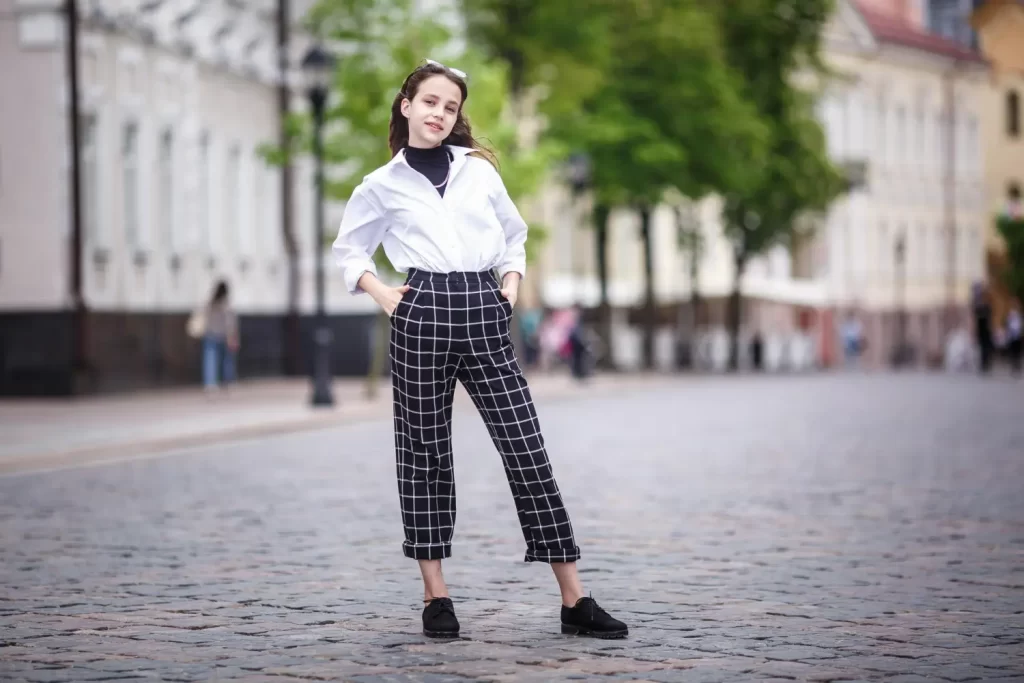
[
  {"xmin": 332, "ymin": 182, "xmax": 387, "ymax": 295},
  {"xmin": 488, "ymin": 166, "xmax": 527, "ymax": 280}
]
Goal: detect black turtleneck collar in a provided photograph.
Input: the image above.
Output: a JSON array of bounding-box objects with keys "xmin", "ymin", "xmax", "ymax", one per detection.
[
  {"xmin": 404, "ymin": 144, "xmax": 449, "ymax": 165},
  {"xmin": 404, "ymin": 144, "xmax": 452, "ymax": 196}
]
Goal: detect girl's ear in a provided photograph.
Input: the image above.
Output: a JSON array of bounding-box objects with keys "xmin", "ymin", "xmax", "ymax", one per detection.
[{"xmin": 400, "ymin": 97, "xmax": 411, "ymax": 119}]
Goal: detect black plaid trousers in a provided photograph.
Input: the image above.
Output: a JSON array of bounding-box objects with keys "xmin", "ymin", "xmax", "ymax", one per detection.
[{"xmin": 389, "ymin": 269, "xmax": 581, "ymax": 564}]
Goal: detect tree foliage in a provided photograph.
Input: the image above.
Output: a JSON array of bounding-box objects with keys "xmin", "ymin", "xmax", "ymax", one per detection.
[
  {"xmin": 555, "ymin": 0, "xmax": 767, "ymax": 207},
  {"xmin": 459, "ymin": 0, "xmax": 613, "ymax": 119},
  {"xmin": 538, "ymin": 0, "xmax": 768, "ymax": 368},
  {"xmin": 709, "ymin": 0, "xmax": 846, "ymax": 369},
  {"xmin": 713, "ymin": 0, "xmax": 845, "ymax": 258},
  {"xmin": 261, "ymin": 0, "xmax": 555, "ymax": 270},
  {"xmin": 996, "ymin": 215, "xmax": 1024, "ymax": 304}
]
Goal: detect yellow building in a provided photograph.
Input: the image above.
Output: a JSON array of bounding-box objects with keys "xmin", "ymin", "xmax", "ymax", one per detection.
[{"xmin": 972, "ymin": 0, "xmax": 1024, "ymax": 317}]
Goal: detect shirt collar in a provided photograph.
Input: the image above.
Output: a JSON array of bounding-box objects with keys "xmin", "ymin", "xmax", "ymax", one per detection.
[
  {"xmin": 388, "ymin": 144, "xmax": 475, "ymax": 169},
  {"xmin": 387, "ymin": 144, "xmax": 477, "ymax": 186}
]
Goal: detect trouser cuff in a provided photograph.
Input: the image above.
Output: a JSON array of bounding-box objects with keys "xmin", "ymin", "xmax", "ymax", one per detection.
[
  {"xmin": 524, "ymin": 545, "xmax": 581, "ymax": 564},
  {"xmin": 403, "ymin": 542, "xmax": 452, "ymax": 560}
]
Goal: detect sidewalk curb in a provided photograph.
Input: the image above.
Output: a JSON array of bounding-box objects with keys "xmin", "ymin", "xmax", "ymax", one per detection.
[
  {"xmin": 0, "ymin": 373, "xmax": 674, "ymax": 476},
  {"xmin": 0, "ymin": 407, "xmax": 377, "ymax": 477}
]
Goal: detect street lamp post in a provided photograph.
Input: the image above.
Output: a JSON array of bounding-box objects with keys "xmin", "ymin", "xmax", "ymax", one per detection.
[
  {"xmin": 302, "ymin": 44, "xmax": 336, "ymax": 407},
  {"xmin": 566, "ymin": 153, "xmax": 591, "ymax": 307}
]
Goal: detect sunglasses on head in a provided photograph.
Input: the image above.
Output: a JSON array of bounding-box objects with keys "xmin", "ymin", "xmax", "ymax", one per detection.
[{"xmin": 422, "ymin": 58, "xmax": 468, "ymax": 81}]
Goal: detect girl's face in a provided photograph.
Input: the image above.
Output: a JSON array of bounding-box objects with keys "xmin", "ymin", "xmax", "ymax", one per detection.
[{"xmin": 402, "ymin": 75, "xmax": 462, "ymax": 148}]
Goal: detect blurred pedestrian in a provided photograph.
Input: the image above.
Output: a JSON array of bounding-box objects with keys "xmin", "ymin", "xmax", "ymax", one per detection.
[
  {"xmin": 193, "ymin": 280, "xmax": 239, "ymax": 393},
  {"xmin": 750, "ymin": 331, "xmax": 764, "ymax": 371},
  {"xmin": 331, "ymin": 60, "xmax": 626, "ymax": 640},
  {"xmin": 566, "ymin": 306, "xmax": 597, "ymax": 380},
  {"xmin": 518, "ymin": 307, "xmax": 543, "ymax": 369},
  {"xmin": 841, "ymin": 312, "xmax": 864, "ymax": 370},
  {"xmin": 972, "ymin": 286, "xmax": 994, "ymax": 375},
  {"xmin": 1007, "ymin": 305, "xmax": 1022, "ymax": 376}
]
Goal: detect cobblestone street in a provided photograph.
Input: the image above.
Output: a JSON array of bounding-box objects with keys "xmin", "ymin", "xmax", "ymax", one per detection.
[{"xmin": 1, "ymin": 373, "xmax": 1023, "ymax": 682}]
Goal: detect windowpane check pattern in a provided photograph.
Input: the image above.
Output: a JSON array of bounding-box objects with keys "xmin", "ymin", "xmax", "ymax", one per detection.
[{"xmin": 389, "ymin": 269, "xmax": 580, "ymax": 563}]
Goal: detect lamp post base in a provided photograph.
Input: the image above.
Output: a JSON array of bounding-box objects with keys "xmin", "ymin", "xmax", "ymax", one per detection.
[{"xmin": 310, "ymin": 325, "xmax": 335, "ymax": 407}]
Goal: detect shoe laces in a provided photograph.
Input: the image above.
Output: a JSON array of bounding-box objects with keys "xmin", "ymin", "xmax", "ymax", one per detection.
[
  {"xmin": 578, "ymin": 594, "xmax": 609, "ymax": 621},
  {"xmin": 428, "ymin": 597, "xmax": 455, "ymax": 617}
]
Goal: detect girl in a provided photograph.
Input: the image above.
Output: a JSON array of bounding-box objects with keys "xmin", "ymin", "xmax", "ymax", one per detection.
[{"xmin": 332, "ymin": 60, "xmax": 627, "ymax": 640}]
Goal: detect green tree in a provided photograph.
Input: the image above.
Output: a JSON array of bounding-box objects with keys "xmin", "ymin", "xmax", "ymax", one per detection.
[
  {"xmin": 996, "ymin": 214, "xmax": 1024, "ymax": 305},
  {"xmin": 714, "ymin": 0, "xmax": 846, "ymax": 370},
  {"xmin": 552, "ymin": 0, "xmax": 767, "ymax": 369},
  {"xmin": 262, "ymin": 0, "xmax": 553, "ymax": 397},
  {"xmin": 459, "ymin": 0, "xmax": 612, "ymax": 129}
]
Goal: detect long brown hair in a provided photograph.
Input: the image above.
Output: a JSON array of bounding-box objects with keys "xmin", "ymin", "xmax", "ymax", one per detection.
[{"xmin": 388, "ymin": 62, "xmax": 497, "ymax": 167}]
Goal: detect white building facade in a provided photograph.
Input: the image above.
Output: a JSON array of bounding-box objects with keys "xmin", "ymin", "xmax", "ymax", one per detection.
[{"xmin": 0, "ymin": 0, "xmax": 376, "ymax": 395}]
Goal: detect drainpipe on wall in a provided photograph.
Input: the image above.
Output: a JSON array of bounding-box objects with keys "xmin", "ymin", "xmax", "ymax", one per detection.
[
  {"xmin": 277, "ymin": 0, "xmax": 301, "ymax": 376},
  {"xmin": 65, "ymin": 0, "xmax": 87, "ymax": 393},
  {"xmin": 943, "ymin": 59, "xmax": 961, "ymax": 339}
]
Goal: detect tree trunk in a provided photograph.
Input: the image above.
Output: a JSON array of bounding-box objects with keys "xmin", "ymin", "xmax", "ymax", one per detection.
[
  {"xmin": 674, "ymin": 204, "xmax": 702, "ymax": 370},
  {"xmin": 690, "ymin": 249, "xmax": 702, "ymax": 335},
  {"xmin": 727, "ymin": 250, "xmax": 747, "ymax": 372},
  {"xmin": 594, "ymin": 202, "xmax": 613, "ymax": 369},
  {"xmin": 640, "ymin": 205, "xmax": 655, "ymax": 370},
  {"xmin": 277, "ymin": 0, "xmax": 301, "ymax": 376}
]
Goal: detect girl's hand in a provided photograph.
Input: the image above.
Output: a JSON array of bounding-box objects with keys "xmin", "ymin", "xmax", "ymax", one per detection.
[
  {"xmin": 500, "ymin": 286, "xmax": 517, "ymax": 309},
  {"xmin": 377, "ymin": 284, "xmax": 411, "ymax": 318},
  {"xmin": 501, "ymin": 272, "xmax": 520, "ymax": 309}
]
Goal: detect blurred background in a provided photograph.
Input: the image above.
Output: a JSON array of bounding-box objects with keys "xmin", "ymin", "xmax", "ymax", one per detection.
[{"xmin": 1, "ymin": 0, "xmax": 1022, "ymax": 398}]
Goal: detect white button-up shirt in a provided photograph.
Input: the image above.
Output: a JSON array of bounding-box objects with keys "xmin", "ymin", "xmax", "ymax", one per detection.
[{"xmin": 332, "ymin": 145, "xmax": 528, "ymax": 295}]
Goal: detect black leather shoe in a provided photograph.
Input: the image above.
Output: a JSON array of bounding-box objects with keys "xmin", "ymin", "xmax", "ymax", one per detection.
[
  {"xmin": 561, "ymin": 596, "xmax": 628, "ymax": 639},
  {"xmin": 422, "ymin": 597, "xmax": 460, "ymax": 638}
]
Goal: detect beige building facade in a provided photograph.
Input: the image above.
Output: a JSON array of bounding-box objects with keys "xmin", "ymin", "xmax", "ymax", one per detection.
[
  {"xmin": 818, "ymin": 0, "xmax": 990, "ymax": 367},
  {"xmin": 972, "ymin": 0, "xmax": 1024, "ymax": 321}
]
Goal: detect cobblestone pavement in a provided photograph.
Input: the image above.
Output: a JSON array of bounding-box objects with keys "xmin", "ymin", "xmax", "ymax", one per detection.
[
  {"xmin": 2, "ymin": 373, "xmax": 1023, "ymax": 682},
  {"xmin": 0, "ymin": 372, "xmax": 645, "ymax": 473}
]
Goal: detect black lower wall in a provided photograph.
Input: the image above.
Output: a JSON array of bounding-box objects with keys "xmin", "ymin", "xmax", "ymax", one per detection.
[
  {"xmin": 0, "ymin": 312, "xmax": 76, "ymax": 397},
  {"xmin": 0, "ymin": 310, "xmax": 379, "ymax": 397}
]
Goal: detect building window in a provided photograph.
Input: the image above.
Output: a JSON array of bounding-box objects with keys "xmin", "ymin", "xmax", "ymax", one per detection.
[
  {"xmin": 1008, "ymin": 90, "xmax": 1020, "ymax": 138},
  {"xmin": 122, "ymin": 122, "xmax": 139, "ymax": 249},
  {"xmin": 198, "ymin": 131, "xmax": 211, "ymax": 252},
  {"xmin": 158, "ymin": 129, "xmax": 174, "ymax": 250},
  {"xmin": 264, "ymin": 166, "xmax": 279, "ymax": 254},
  {"xmin": 879, "ymin": 221, "xmax": 889, "ymax": 275},
  {"xmin": 225, "ymin": 144, "xmax": 241, "ymax": 252},
  {"xmin": 81, "ymin": 114, "xmax": 99, "ymax": 243},
  {"xmin": 967, "ymin": 115, "xmax": 979, "ymax": 175},
  {"xmin": 255, "ymin": 157, "xmax": 273, "ymax": 255},
  {"xmin": 927, "ymin": 0, "xmax": 980, "ymax": 47},
  {"xmin": 921, "ymin": 224, "xmax": 929, "ymax": 278},
  {"xmin": 965, "ymin": 226, "xmax": 978, "ymax": 280},
  {"xmin": 895, "ymin": 105, "xmax": 906, "ymax": 165},
  {"xmin": 877, "ymin": 99, "xmax": 887, "ymax": 164},
  {"xmin": 915, "ymin": 108, "xmax": 925, "ymax": 167},
  {"xmin": 1008, "ymin": 181, "xmax": 1022, "ymax": 217}
]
